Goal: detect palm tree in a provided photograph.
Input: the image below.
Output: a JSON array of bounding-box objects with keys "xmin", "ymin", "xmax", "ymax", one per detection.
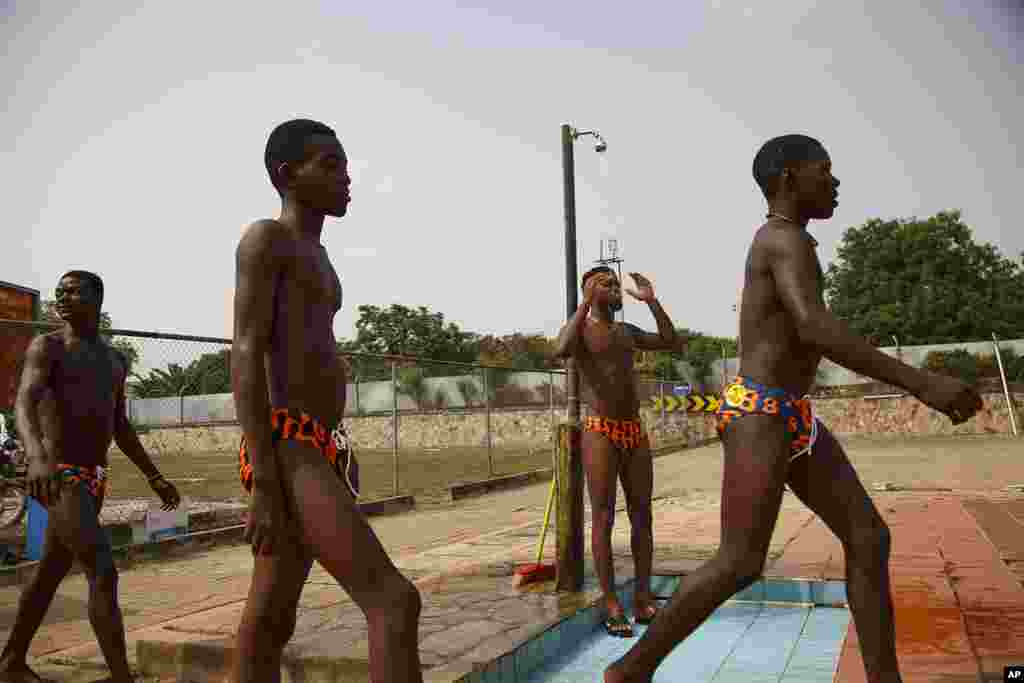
[{"xmin": 129, "ymin": 364, "xmax": 193, "ymax": 398}]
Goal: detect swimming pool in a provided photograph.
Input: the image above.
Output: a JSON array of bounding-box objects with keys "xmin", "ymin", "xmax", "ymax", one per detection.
[{"xmin": 465, "ymin": 576, "xmax": 850, "ymax": 682}]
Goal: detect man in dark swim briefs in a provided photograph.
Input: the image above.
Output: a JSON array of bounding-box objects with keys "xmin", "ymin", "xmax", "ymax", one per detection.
[
  {"xmin": 605, "ymin": 135, "xmax": 983, "ymax": 683},
  {"xmin": 0, "ymin": 270, "xmax": 180, "ymax": 683},
  {"xmin": 555, "ymin": 267, "xmax": 684, "ymax": 638}
]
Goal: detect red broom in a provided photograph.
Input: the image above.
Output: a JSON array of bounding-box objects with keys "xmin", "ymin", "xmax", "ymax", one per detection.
[{"xmin": 512, "ymin": 476, "xmax": 558, "ymax": 587}]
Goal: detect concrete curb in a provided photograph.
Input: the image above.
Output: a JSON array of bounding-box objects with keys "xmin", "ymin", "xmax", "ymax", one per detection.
[
  {"xmin": 136, "ymin": 640, "xmax": 373, "ymax": 683},
  {"xmin": 0, "ymin": 496, "xmax": 416, "ymax": 588},
  {"xmin": 448, "ymin": 468, "xmax": 552, "ymax": 502},
  {"xmin": 445, "ymin": 438, "xmax": 720, "ymax": 502},
  {"xmin": 0, "ymin": 522, "xmax": 250, "ymax": 588},
  {"xmin": 357, "ymin": 494, "xmax": 416, "ymax": 516}
]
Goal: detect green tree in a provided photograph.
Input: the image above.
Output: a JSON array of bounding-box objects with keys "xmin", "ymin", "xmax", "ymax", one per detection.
[
  {"xmin": 474, "ymin": 333, "xmax": 560, "ymax": 370},
  {"xmin": 337, "ymin": 338, "xmax": 392, "ymax": 383},
  {"xmin": 37, "ymin": 300, "xmax": 140, "ymax": 373},
  {"xmin": 339, "ymin": 304, "xmax": 478, "ymax": 379},
  {"xmin": 824, "ymin": 210, "xmax": 1024, "ymax": 345},
  {"xmin": 641, "ymin": 328, "xmax": 737, "ymax": 386}
]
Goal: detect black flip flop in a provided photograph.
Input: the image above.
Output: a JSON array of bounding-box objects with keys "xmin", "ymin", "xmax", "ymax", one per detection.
[
  {"xmin": 604, "ymin": 613, "xmax": 634, "ymax": 638},
  {"xmin": 634, "ymin": 605, "xmax": 659, "ymax": 625}
]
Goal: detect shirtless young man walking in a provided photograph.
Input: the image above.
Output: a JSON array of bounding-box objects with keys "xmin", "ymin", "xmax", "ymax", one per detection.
[
  {"xmin": 555, "ymin": 267, "xmax": 683, "ymax": 638},
  {"xmin": 230, "ymin": 119, "xmax": 423, "ymax": 683},
  {"xmin": 605, "ymin": 135, "xmax": 983, "ymax": 682},
  {"xmin": 0, "ymin": 271, "xmax": 181, "ymax": 683}
]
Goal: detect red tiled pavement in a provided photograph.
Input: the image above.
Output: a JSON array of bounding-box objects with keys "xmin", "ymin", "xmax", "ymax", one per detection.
[
  {"xmin": 792, "ymin": 495, "xmax": 1024, "ymax": 683},
  {"xmin": 765, "ymin": 513, "xmax": 843, "ymax": 580}
]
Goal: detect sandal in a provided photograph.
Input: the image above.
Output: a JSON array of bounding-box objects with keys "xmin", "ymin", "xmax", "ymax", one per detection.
[{"xmin": 604, "ymin": 613, "xmax": 634, "ymax": 638}]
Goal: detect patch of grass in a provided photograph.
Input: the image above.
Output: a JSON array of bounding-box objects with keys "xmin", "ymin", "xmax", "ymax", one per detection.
[{"xmin": 105, "ymin": 444, "xmax": 561, "ymax": 504}]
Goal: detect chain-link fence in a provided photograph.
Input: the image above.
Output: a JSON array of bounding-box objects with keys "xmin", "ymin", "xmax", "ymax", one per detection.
[
  {"xmin": 0, "ymin": 319, "xmax": 703, "ymax": 504},
  {"xmin": 0, "ymin": 319, "xmax": 236, "ymax": 503},
  {"xmin": 340, "ymin": 354, "xmax": 567, "ymax": 503}
]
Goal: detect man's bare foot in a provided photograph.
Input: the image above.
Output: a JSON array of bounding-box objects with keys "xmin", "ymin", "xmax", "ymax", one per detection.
[
  {"xmin": 604, "ymin": 660, "xmax": 652, "ymax": 683},
  {"xmin": 633, "ymin": 591, "xmax": 659, "ymax": 624},
  {"xmin": 0, "ymin": 659, "xmax": 43, "ymax": 683}
]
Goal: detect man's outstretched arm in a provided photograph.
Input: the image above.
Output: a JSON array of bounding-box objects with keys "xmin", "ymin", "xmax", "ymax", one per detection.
[
  {"xmin": 113, "ymin": 374, "xmax": 160, "ymax": 481},
  {"xmin": 768, "ymin": 229, "xmax": 925, "ymax": 394},
  {"xmin": 114, "ymin": 368, "xmax": 181, "ymax": 510}
]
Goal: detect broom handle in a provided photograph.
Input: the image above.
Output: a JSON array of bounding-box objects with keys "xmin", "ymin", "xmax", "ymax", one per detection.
[{"xmin": 536, "ymin": 476, "xmax": 557, "ymax": 565}]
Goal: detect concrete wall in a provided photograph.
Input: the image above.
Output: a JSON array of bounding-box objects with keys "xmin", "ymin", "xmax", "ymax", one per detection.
[
  {"xmin": 812, "ymin": 391, "xmax": 1022, "ymax": 437},
  {"xmin": 127, "ymin": 372, "xmax": 569, "ymax": 427},
  {"xmin": 127, "ymin": 372, "xmax": 676, "ymax": 428},
  {"xmin": 121, "ymin": 390, "xmax": 1022, "ymax": 462},
  {"xmin": 125, "ymin": 406, "xmax": 720, "ymax": 456}
]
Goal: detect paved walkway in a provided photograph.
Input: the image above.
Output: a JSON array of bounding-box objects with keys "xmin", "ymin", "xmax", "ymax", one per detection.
[
  {"xmin": 1, "ymin": 436, "xmax": 1022, "ymax": 681},
  {"xmin": 828, "ymin": 494, "xmax": 1024, "ymax": 682},
  {"xmin": 1, "ymin": 491, "xmax": 817, "ymax": 681}
]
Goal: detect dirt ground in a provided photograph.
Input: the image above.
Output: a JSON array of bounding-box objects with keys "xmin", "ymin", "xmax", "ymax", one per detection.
[
  {"xmin": 102, "ymin": 432, "xmax": 1022, "ymax": 506},
  {"xmin": 104, "ymin": 445, "xmax": 549, "ymax": 503},
  {"xmin": 104, "ymin": 438, "xmax": 684, "ymax": 504},
  {"xmin": 648, "ymin": 433, "xmax": 1024, "ymax": 498}
]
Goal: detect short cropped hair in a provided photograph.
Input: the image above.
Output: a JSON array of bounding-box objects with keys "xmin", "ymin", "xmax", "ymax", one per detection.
[
  {"xmin": 752, "ymin": 134, "xmax": 826, "ymax": 199},
  {"xmin": 581, "ymin": 266, "xmax": 615, "ymax": 291},
  {"xmin": 60, "ymin": 270, "xmax": 104, "ymax": 307},
  {"xmin": 264, "ymin": 119, "xmax": 337, "ymax": 194}
]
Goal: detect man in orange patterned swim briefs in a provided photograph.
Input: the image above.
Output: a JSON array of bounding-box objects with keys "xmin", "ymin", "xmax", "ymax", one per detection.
[
  {"xmin": 229, "ymin": 119, "xmax": 422, "ymax": 683},
  {"xmin": 555, "ymin": 266, "xmax": 684, "ymax": 638}
]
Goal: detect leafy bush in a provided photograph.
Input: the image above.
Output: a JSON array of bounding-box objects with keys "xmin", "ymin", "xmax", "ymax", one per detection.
[
  {"xmin": 456, "ymin": 379, "xmax": 481, "ymax": 407},
  {"xmin": 924, "ymin": 347, "xmax": 1024, "ymax": 385},
  {"xmin": 924, "ymin": 349, "xmax": 980, "ymax": 384},
  {"xmin": 395, "ymin": 366, "xmax": 429, "ymax": 406}
]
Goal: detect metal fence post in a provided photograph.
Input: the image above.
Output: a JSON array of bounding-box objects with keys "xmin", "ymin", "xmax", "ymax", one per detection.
[
  {"xmin": 659, "ymin": 380, "xmax": 665, "ymax": 421},
  {"xmin": 354, "ymin": 367, "xmax": 361, "ymax": 416},
  {"xmin": 992, "ymin": 333, "xmax": 1019, "ymax": 437},
  {"xmin": 549, "ymin": 371, "xmax": 556, "ymax": 463},
  {"xmin": 391, "ymin": 360, "xmax": 399, "ymax": 496},
  {"xmin": 483, "ymin": 368, "xmax": 494, "ymax": 477}
]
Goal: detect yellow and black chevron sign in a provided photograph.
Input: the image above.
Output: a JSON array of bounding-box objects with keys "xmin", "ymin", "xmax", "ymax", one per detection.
[{"xmin": 650, "ymin": 394, "xmax": 722, "ymax": 413}]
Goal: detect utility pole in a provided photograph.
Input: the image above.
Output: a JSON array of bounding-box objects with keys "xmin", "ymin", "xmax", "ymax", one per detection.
[{"xmin": 558, "ymin": 123, "xmax": 606, "ymax": 592}]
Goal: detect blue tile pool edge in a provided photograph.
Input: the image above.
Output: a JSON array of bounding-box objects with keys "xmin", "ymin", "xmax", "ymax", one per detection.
[{"xmin": 452, "ymin": 576, "xmax": 848, "ymax": 682}]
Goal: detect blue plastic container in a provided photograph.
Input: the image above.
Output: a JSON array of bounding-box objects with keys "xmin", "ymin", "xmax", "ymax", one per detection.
[{"xmin": 26, "ymin": 496, "xmax": 48, "ymax": 560}]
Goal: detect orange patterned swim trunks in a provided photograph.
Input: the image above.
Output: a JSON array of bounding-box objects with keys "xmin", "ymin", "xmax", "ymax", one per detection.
[
  {"xmin": 716, "ymin": 376, "xmax": 818, "ymax": 460},
  {"xmin": 583, "ymin": 416, "xmax": 650, "ymax": 452},
  {"xmin": 238, "ymin": 409, "xmax": 359, "ymax": 498}
]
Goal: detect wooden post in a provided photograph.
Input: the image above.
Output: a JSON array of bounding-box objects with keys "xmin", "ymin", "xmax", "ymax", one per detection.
[{"xmin": 555, "ymin": 421, "xmax": 584, "ymax": 591}]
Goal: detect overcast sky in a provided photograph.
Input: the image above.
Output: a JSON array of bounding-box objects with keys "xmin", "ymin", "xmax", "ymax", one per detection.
[{"xmin": 5, "ymin": 0, "xmax": 1022, "ymax": 346}]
